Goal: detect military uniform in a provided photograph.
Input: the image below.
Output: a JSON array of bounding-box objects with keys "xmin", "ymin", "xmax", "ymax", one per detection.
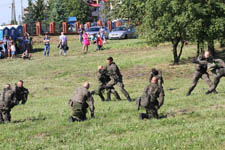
[
  {"xmin": 69, "ymin": 87, "xmax": 94, "ymax": 121},
  {"xmin": 0, "ymin": 87, "xmax": 17, "ymax": 123},
  {"xmin": 187, "ymin": 55, "xmax": 213, "ymax": 96},
  {"xmin": 13, "ymin": 86, "xmax": 29, "ymax": 104},
  {"xmin": 95, "ymin": 69, "xmax": 121, "ymax": 101},
  {"xmin": 149, "ymin": 70, "xmax": 164, "ymax": 87},
  {"xmin": 206, "ymin": 58, "xmax": 225, "ymax": 94},
  {"xmin": 136, "ymin": 83, "xmax": 164, "ymax": 119},
  {"xmin": 103, "ymin": 62, "xmax": 132, "ymax": 101}
]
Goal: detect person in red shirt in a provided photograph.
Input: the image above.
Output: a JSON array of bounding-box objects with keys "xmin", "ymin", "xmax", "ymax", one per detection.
[{"xmin": 96, "ymin": 34, "xmax": 103, "ymax": 51}]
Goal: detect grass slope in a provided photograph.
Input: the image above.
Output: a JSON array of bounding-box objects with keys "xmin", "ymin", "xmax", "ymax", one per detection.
[{"xmin": 0, "ymin": 36, "xmax": 225, "ymax": 150}]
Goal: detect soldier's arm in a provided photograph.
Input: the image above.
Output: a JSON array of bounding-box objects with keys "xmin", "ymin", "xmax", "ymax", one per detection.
[
  {"xmin": 87, "ymin": 93, "xmax": 95, "ymax": 118},
  {"xmin": 158, "ymin": 88, "xmax": 165, "ymax": 108},
  {"xmin": 149, "ymin": 72, "xmax": 153, "ymax": 81}
]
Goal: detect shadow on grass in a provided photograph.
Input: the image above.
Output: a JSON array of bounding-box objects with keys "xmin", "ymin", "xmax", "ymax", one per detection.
[
  {"xmin": 30, "ymin": 48, "xmax": 44, "ymax": 54},
  {"xmin": 12, "ymin": 116, "xmax": 46, "ymax": 124}
]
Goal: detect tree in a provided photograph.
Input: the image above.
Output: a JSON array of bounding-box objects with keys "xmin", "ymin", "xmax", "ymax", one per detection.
[
  {"xmin": 49, "ymin": 0, "xmax": 68, "ymax": 32},
  {"xmin": 140, "ymin": 0, "xmax": 195, "ymax": 64},
  {"xmin": 66, "ymin": 0, "xmax": 91, "ymax": 24},
  {"xmin": 111, "ymin": 0, "xmax": 147, "ymax": 25},
  {"xmin": 23, "ymin": 0, "xmax": 37, "ymax": 34},
  {"xmin": 189, "ymin": 0, "xmax": 225, "ymax": 56},
  {"xmin": 33, "ymin": 0, "xmax": 45, "ymax": 22}
]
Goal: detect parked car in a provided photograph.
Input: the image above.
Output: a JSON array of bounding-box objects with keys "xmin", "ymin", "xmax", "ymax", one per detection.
[
  {"xmin": 108, "ymin": 26, "xmax": 137, "ymax": 40},
  {"xmin": 85, "ymin": 26, "xmax": 110, "ymax": 39}
]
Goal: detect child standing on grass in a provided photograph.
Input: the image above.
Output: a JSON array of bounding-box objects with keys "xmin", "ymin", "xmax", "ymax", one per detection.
[{"xmin": 11, "ymin": 42, "xmax": 16, "ymax": 59}]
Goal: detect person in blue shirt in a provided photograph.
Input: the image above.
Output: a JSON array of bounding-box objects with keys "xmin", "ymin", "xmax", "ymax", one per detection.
[{"xmin": 43, "ymin": 33, "xmax": 50, "ymax": 56}]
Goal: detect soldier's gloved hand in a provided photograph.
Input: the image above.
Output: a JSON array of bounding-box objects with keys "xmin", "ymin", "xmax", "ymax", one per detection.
[{"xmin": 91, "ymin": 112, "xmax": 95, "ymax": 118}]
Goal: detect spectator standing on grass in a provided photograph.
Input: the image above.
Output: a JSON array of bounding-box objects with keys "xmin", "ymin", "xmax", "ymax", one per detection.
[
  {"xmin": 78, "ymin": 26, "xmax": 84, "ymax": 44},
  {"xmin": 59, "ymin": 32, "xmax": 68, "ymax": 56},
  {"xmin": 7, "ymin": 37, "xmax": 13, "ymax": 58},
  {"xmin": 99, "ymin": 26, "xmax": 105, "ymax": 41},
  {"xmin": 82, "ymin": 31, "xmax": 90, "ymax": 54},
  {"xmin": 11, "ymin": 41, "xmax": 16, "ymax": 59},
  {"xmin": 43, "ymin": 34, "xmax": 50, "ymax": 56},
  {"xmin": 3, "ymin": 36, "xmax": 7, "ymax": 52}
]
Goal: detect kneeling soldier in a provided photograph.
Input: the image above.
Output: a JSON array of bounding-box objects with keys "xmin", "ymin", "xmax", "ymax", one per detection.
[
  {"xmin": 0, "ymin": 84, "xmax": 18, "ymax": 123},
  {"xmin": 68, "ymin": 82, "xmax": 95, "ymax": 122},
  {"xmin": 136, "ymin": 77, "xmax": 165, "ymax": 119}
]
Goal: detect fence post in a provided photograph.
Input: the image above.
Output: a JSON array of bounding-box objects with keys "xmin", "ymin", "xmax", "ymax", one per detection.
[
  {"xmin": 62, "ymin": 22, "xmax": 68, "ymax": 34},
  {"xmin": 36, "ymin": 22, "xmax": 42, "ymax": 35}
]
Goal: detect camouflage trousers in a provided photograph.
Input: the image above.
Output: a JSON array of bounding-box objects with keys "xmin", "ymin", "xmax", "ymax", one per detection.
[
  {"xmin": 71, "ymin": 102, "xmax": 88, "ymax": 121},
  {"xmin": 96, "ymin": 84, "xmax": 121, "ymax": 101},
  {"xmin": 208, "ymin": 68, "xmax": 225, "ymax": 93},
  {"xmin": 106, "ymin": 79, "xmax": 131, "ymax": 101},
  {"xmin": 187, "ymin": 71, "xmax": 212, "ymax": 95},
  {"xmin": 0, "ymin": 108, "xmax": 11, "ymax": 122}
]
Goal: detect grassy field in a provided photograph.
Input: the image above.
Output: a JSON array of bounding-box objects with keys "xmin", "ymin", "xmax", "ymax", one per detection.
[{"xmin": 0, "ymin": 35, "xmax": 225, "ymax": 150}]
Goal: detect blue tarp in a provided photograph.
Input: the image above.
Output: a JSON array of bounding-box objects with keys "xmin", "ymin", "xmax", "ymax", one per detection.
[{"xmin": 68, "ymin": 17, "xmax": 77, "ymax": 23}]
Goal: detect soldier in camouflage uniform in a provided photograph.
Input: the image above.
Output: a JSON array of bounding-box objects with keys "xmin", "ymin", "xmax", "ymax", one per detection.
[
  {"xmin": 68, "ymin": 82, "xmax": 95, "ymax": 122},
  {"xmin": 93, "ymin": 65, "xmax": 121, "ymax": 101},
  {"xmin": 136, "ymin": 77, "xmax": 165, "ymax": 119},
  {"xmin": 0, "ymin": 84, "xmax": 18, "ymax": 123},
  {"xmin": 13, "ymin": 80, "xmax": 29, "ymax": 104},
  {"xmin": 206, "ymin": 57, "xmax": 225, "ymax": 94},
  {"xmin": 103, "ymin": 57, "xmax": 132, "ymax": 102},
  {"xmin": 149, "ymin": 68, "xmax": 164, "ymax": 88},
  {"xmin": 187, "ymin": 51, "xmax": 214, "ymax": 96}
]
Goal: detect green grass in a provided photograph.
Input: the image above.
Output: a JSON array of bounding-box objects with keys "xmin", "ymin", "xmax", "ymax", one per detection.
[{"xmin": 0, "ymin": 36, "xmax": 225, "ymax": 150}]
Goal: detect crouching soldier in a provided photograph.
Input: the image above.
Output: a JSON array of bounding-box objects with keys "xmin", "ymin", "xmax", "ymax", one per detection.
[
  {"xmin": 136, "ymin": 77, "xmax": 165, "ymax": 119},
  {"xmin": 68, "ymin": 82, "xmax": 95, "ymax": 122},
  {"xmin": 0, "ymin": 84, "xmax": 18, "ymax": 123},
  {"xmin": 13, "ymin": 80, "xmax": 29, "ymax": 105}
]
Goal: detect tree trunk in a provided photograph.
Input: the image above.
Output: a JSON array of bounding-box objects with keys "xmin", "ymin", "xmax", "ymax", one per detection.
[
  {"xmin": 172, "ymin": 39, "xmax": 180, "ymax": 65},
  {"xmin": 197, "ymin": 41, "xmax": 200, "ymax": 56},
  {"xmin": 207, "ymin": 40, "xmax": 215, "ymax": 56}
]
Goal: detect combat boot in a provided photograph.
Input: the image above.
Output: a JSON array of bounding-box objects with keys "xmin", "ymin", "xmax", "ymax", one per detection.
[
  {"xmin": 106, "ymin": 92, "xmax": 111, "ymax": 101},
  {"xmin": 139, "ymin": 113, "xmax": 150, "ymax": 120}
]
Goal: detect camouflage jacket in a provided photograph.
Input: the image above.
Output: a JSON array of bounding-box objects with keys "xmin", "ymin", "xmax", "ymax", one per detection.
[
  {"xmin": 13, "ymin": 86, "xmax": 29, "ymax": 104},
  {"xmin": 208, "ymin": 58, "xmax": 225, "ymax": 72},
  {"xmin": 149, "ymin": 70, "xmax": 164, "ymax": 86},
  {"xmin": 70, "ymin": 87, "xmax": 94, "ymax": 113},
  {"xmin": 103, "ymin": 62, "xmax": 122, "ymax": 82},
  {"xmin": 138, "ymin": 83, "xmax": 165, "ymax": 109},
  {"xmin": 97, "ymin": 70, "xmax": 110, "ymax": 86},
  {"xmin": 193, "ymin": 55, "xmax": 208, "ymax": 73},
  {"xmin": 0, "ymin": 88, "xmax": 17, "ymax": 110}
]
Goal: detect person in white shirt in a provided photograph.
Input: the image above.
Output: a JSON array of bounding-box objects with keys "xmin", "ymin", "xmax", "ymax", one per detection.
[
  {"xmin": 59, "ymin": 32, "xmax": 68, "ymax": 56},
  {"xmin": 11, "ymin": 42, "xmax": 16, "ymax": 59}
]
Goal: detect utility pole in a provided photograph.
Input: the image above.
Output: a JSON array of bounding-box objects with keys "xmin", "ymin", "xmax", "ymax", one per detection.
[
  {"xmin": 11, "ymin": 0, "xmax": 17, "ymax": 24},
  {"xmin": 21, "ymin": 0, "xmax": 24, "ymax": 23}
]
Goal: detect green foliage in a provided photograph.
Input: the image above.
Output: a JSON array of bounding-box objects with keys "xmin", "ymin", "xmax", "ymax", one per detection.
[
  {"xmin": 112, "ymin": 0, "xmax": 147, "ymax": 24},
  {"xmin": 49, "ymin": 0, "xmax": 68, "ymax": 32},
  {"xmin": 23, "ymin": 0, "xmax": 37, "ymax": 34},
  {"xmin": 66, "ymin": 0, "xmax": 91, "ymax": 24},
  {"xmin": 33, "ymin": 0, "xmax": 46, "ymax": 22}
]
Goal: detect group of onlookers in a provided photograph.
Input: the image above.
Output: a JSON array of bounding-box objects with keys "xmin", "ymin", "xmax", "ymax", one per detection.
[
  {"xmin": 0, "ymin": 33, "xmax": 31, "ymax": 60},
  {"xmin": 79, "ymin": 26, "xmax": 106, "ymax": 54}
]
